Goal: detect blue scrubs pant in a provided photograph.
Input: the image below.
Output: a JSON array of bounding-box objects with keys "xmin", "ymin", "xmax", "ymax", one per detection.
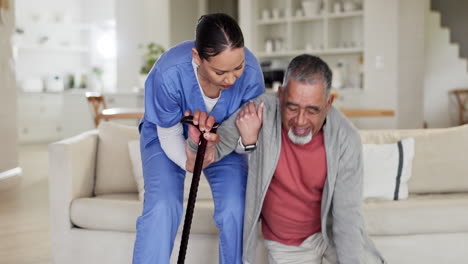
[{"xmin": 133, "ymin": 125, "xmax": 247, "ymax": 264}]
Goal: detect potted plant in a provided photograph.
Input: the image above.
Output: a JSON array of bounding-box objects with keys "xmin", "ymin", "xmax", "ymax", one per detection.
[
  {"xmin": 140, "ymin": 42, "xmax": 165, "ymax": 75},
  {"xmin": 138, "ymin": 42, "xmax": 165, "ymax": 89}
]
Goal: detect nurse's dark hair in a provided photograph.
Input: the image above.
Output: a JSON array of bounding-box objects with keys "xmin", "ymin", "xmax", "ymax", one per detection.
[
  {"xmin": 195, "ymin": 13, "xmax": 244, "ymax": 61},
  {"xmin": 282, "ymin": 54, "xmax": 333, "ymax": 96}
]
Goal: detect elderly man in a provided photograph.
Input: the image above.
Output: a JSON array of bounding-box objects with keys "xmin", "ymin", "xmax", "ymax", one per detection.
[{"xmin": 186, "ymin": 54, "xmax": 386, "ymax": 264}]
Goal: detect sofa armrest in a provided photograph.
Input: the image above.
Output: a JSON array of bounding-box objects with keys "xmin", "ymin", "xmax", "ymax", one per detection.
[{"xmin": 49, "ymin": 129, "xmax": 98, "ymax": 235}]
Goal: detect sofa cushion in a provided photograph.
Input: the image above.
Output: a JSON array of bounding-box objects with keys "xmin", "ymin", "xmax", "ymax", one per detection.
[
  {"xmin": 71, "ymin": 194, "xmax": 141, "ymax": 232},
  {"xmin": 95, "ymin": 122, "xmax": 140, "ymax": 195},
  {"xmin": 363, "ymin": 193, "xmax": 468, "ymax": 236},
  {"xmin": 70, "ymin": 194, "xmax": 218, "ymax": 235},
  {"xmin": 359, "ymin": 124, "xmax": 468, "ymax": 193}
]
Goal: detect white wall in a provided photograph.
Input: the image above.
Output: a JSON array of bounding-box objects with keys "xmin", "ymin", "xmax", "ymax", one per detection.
[
  {"xmin": 345, "ymin": 0, "xmax": 426, "ymax": 129},
  {"xmin": 238, "ymin": 0, "xmax": 256, "ymax": 49},
  {"xmin": 115, "ymin": 0, "xmax": 202, "ymax": 92},
  {"xmin": 168, "ymin": 0, "xmax": 236, "ymax": 47},
  {"xmin": 115, "ymin": 0, "xmax": 146, "ymax": 92},
  {"xmin": 0, "ymin": 0, "xmax": 20, "ymax": 181},
  {"xmin": 169, "ymin": 0, "xmax": 200, "ymax": 46},
  {"xmin": 396, "ymin": 0, "xmax": 427, "ymax": 128},
  {"xmin": 206, "ymin": 0, "xmax": 238, "ymax": 20},
  {"xmin": 344, "ymin": 0, "xmax": 399, "ymax": 129},
  {"xmin": 81, "ymin": 0, "xmax": 115, "ymax": 23},
  {"xmin": 424, "ymin": 11, "xmax": 468, "ymax": 128},
  {"xmin": 81, "ymin": 0, "xmax": 116, "ymax": 92},
  {"xmin": 142, "ymin": 0, "xmax": 170, "ymax": 47}
]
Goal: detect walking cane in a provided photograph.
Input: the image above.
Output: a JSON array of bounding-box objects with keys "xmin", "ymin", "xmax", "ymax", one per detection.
[{"xmin": 178, "ymin": 115, "xmax": 220, "ymax": 264}]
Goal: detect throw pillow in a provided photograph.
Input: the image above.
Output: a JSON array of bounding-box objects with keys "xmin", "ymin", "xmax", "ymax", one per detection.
[
  {"xmin": 128, "ymin": 140, "xmax": 144, "ymax": 200},
  {"xmin": 127, "ymin": 140, "xmax": 214, "ymax": 201},
  {"xmin": 94, "ymin": 122, "xmax": 139, "ymax": 195},
  {"xmin": 362, "ymin": 137, "xmax": 415, "ymax": 200}
]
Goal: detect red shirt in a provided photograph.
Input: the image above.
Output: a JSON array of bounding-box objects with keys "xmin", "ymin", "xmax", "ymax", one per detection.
[{"xmin": 261, "ymin": 128, "xmax": 327, "ymax": 245}]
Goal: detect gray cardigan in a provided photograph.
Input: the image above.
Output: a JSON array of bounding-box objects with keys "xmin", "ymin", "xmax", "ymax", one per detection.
[{"xmin": 212, "ymin": 93, "xmax": 385, "ymax": 264}]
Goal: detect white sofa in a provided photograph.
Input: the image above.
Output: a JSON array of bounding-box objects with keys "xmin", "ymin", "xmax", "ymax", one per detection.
[{"xmin": 49, "ymin": 122, "xmax": 468, "ymax": 264}]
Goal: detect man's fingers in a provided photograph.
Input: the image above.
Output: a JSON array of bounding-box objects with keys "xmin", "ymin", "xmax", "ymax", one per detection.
[
  {"xmin": 248, "ymin": 101, "xmax": 256, "ymax": 114},
  {"xmin": 184, "ymin": 110, "xmax": 191, "ymax": 117},
  {"xmin": 237, "ymin": 108, "xmax": 244, "ymax": 119},
  {"xmin": 243, "ymin": 103, "xmax": 251, "ymax": 115},
  {"xmin": 258, "ymin": 102, "xmax": 264, "ymax": 123},
  {"xmin": 239, "ymin": 102, "xmax": 252, "ymax": 119}
]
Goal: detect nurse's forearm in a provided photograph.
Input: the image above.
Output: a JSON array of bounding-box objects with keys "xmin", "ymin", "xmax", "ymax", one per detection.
[{"xmin": 157, "ymin": 124, "xmax": 187, "ymax": 170}]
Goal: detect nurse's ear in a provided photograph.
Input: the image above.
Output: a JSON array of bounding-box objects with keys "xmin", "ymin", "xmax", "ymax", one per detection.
[{"xmin": 192, "ymin": 48, "xmax": 201, "ymax": 67}]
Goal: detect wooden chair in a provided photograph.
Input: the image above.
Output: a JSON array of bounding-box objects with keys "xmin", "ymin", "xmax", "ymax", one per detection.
[
  {"xmin": 85, "ymin": 92, "xmax": 144, "ymax": 127},
  {"xmin": 451, "ymin": 89, "xmax": 468, "ymax": 125}
]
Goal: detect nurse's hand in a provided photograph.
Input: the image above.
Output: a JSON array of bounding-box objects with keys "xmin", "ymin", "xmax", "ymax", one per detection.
[
  {"xmin": 236, "ymin": 101, "xmax": 264, "ymax": 145},
  {"xmin": 184, "ymin": 110, "xmax": 220, "ymax": 172},
  {"xmin": 185, "ymin": 110, "xmax": 217, "ymax": 143},
  {"xmin": 192, "ymin": 109, "xmax": 216, "ymax": 133}
]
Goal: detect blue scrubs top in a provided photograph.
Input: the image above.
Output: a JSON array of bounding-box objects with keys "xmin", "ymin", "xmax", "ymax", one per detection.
[{"xmin": 140, "ymin": 40, "xmax": 265, "ymax": 146}]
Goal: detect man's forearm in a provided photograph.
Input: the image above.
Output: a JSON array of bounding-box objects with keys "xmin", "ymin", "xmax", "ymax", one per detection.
[{"xmin": 214, "ymin": 117, "xmax": 241, "ymax": 161}]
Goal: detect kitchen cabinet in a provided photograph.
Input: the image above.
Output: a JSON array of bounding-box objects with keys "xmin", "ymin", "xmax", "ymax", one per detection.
[
  {"xmin": 17, "ymin": 93, "xmax": 64, "ymax": 143},
  {"xmin": 17, "ymin": 91, "xmax": 144, "ymax": 143}
]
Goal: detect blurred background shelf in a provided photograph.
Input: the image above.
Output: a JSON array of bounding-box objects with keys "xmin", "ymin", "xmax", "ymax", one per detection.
[
  {"xmin": 251, "ymin": 0, "xmax": 365, "ymax": 93},
  {"xmin": 257, "ymin": 47, "xmax": 364, "ymax": 58},
  {"xmin": 16, "ymin": 44, "xmax": 90, "ymax": 52}
]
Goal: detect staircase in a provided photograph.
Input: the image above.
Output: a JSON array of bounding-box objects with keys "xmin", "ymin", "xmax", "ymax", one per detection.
[
  {"xmin": 423, "ymin": 0, "xmax": 468, "ymax": 128},
  {"xmin": 423, "ymin": 9, "xmax": 468, "ymax": 128},
  {"xmin": 431, "ymin": 0, "xmax": 468, "ymax": 67}
]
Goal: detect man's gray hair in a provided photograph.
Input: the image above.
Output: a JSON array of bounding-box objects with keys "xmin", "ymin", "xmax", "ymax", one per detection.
[{"xmin": 282, "ymin": 54, "xmax": 333, "ymax": 95}]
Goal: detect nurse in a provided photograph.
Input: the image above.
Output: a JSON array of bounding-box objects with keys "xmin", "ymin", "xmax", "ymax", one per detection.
[{"xmin": 132, "ymin": 13, "xmax": 265, "ymax": 263}]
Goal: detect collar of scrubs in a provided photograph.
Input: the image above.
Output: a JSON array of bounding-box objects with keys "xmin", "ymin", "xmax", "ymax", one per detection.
[{"xmin": 192, "ymin": 59, "xmax": 221, "ymax": 114}]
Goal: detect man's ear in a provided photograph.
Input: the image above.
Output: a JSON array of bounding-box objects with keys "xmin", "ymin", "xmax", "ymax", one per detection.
[
  {"xmin": 278, "ymin": 85, "xmax": 283, "ymax": 99},
  {"xmin": 327, "ymin": 92, "xmax": 335, "ymax": 106},
  {"xmin": 326, "ymin": 93, "xmax": 335, "ymax": 111},
  {"xmin": 192, "ymin": 48, "xmax": 201, "ymax": 66}
]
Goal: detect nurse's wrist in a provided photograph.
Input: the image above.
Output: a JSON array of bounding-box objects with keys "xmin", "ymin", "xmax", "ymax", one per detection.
[
  {"xmin": 184, "ymin": 158, "xmax": 194, "ymax": 172},
  {"xmin": 187, "ymin": 137, "xmax": 198, "ymax": 153}
]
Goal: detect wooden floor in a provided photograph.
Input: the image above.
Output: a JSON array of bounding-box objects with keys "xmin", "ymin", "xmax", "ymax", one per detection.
[{"xmin": 0, "ymin": 144, "xmax": 52, "ymax": 264}]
